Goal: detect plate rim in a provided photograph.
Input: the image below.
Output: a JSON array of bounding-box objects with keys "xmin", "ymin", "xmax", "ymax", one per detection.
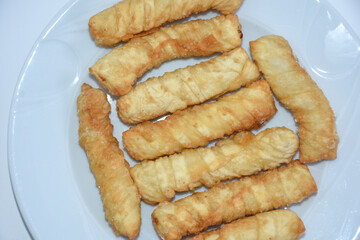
[
  {"xmin": 7, "ymin": 0, "xmax": 360, "ymax": 239},
  {"xmin": 7, "ymin": 0, "xmax": 79, "ymax": 238}
]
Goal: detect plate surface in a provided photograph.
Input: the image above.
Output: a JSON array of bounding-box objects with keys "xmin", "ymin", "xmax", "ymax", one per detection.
[{"xmin": 8, "ymin": 0, "xmax": 360, "ymax": 239}]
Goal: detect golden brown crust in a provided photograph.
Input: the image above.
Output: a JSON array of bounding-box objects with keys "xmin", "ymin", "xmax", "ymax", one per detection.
[
  {"xmin": 200, "ymin": 127, "xmax": 298, "ymax": 187},
  {"xmin": 189, "ymin": 209, "xmax": 305, "ymax": 240},
  {"xmin": 77, "ymin": 84, "xmax": 141, "ymax": 239},
  {"xmin": 250, "ymin": 35, "xmax": 339, "ymax": 163},
  {"xmin": 89, "ymin": 15, "xmax": 243, "ymax": 96},
  {"xmin": 89, "ymin": 0, "xmax": 244, "ymax": 47},
  {"xmin": 130, "ymin": 127, "xmax": 298, "ymax": 204},
  {"xmin": 152, "ymin": 160, "xmax": 316, "ymax": 240},
  {"xmin": 117, "ymin": 47, "xmax": 260, "ymax": 124},
  {"xmin": 123, "ymin": 80, "xmax": 277, "ymax": 161}
]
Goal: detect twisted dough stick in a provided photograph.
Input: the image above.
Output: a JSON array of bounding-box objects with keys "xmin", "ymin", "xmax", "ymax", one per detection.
[
  {"xmin": 89, "ymin": 0, "xmax": 244, "ymax": 46},
  {"xmin": 199, "ymin": 127, "xmax": 298, "ymax": 187},
  {"xmin": 250, "ymin": 35, "xmax": 338, "ymax": 163},
  {"xmin": 77, "ymin": 84, "xmax": 141, "ymax": 239},
  {"xmin": 117, "ymin": 47, "xmax": 260, "ymax": 124},
  {"xmin": 152, "ymin": 161, "xmax": 317, "ymax": 240},
  {"xmin": 90, "ymin": 15, "xmax": 242, "ymax": 96},
  {"xmin": 189, "ymin": 209, "xmax": 305, "ymax": 240},
  {"xmin": 123, "ymin": 80, "xmax": 276, "ymax": 161},
  {"xmin": 130, "ymin": 127, "xmax": 298, "ymax": 204}
]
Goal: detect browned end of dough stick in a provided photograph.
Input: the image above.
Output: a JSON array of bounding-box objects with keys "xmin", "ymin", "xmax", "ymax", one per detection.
[
  {"xmin": 152, "ymin": 160, "xmax": 317, "ymax": 240},
  {"xmin": 130, "ymin": 127, "xmax": 298, "ymax": 204},
  {"xmin": 117, "ymin": 47, "xmax": 260, "ymax": 124},
  {"xmin": 89, "ymin": 0, "xmax": 244, "ymax": 47},
  {"xmin": 189, "ymin": 209, "xmax": 305, "ymax": 240},
  {"xmin": 77, "ymin": 83, "xmax": 141, "ymax": 239},
  {"xmin": 250, "ymin": 35, "xmax": 339, "ymax": 163},
  {"xmin": 89, "ymin": 15, "xmax": 242, "ymax": 96},
  {"xmin": 122, "ymin": 80, "xmax": 277, "ymax": 161}
]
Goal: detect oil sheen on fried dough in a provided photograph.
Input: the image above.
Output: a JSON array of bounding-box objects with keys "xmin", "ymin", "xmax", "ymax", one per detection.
[
  {"xmin": 117, "ymin": 47, "xmax": 260, "ymax": 124},
  {"xmin": 77, "ymin": 84, "xmax": 141, "ymax": 239},
  {"xmin": 250, "ymin": 35, "xmax": 338, "ymax": 163},
  {"xmin": 89, "ymin": 0, "xmax": 244, "ymax": 46}
]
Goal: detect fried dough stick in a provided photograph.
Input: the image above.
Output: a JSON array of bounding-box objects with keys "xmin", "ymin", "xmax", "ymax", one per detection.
[
  {"xmin": 189, "ymin": 209, "xmax": 305, "ymax": 240},
  {"xmin": 123, "ymin": 80, "xmax": 276, "ymax": 161},
  {"xmin": 90, "ymin": 15, "xmax": 242, "ymax": 96},
  {"xmin": 89, "ymin": 0, "xmax": 244, "ymax": 47},
  {"xmin": 77, "ymin": 84, "xmax": 141, "ymax": 239},
  {"xmin": 130, "ymin": 127, "xmax": 298, "ymax": 204},
  {"xmin": 117, "ymin": 47, "xmax": 260, "ymax": 124},
  {"xmin": 250, "ymin": 35, "xmax": 338, "ymax": 163},
  {"xmin": 152, "ymin": 161, "xmax": 317, "ymax": 240},
  {"xmin": 199, "ymin": 127, "xmax": 298, "ymax": 188}
]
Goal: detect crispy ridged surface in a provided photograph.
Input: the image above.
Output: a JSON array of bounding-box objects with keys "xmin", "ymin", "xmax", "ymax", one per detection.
[
  {"xmin": 77, "ymin": 84, "xmax": 141, "ymax": 239},
  {"xmin": 189, "ymin": 209, "xmax": 305, "ymax": 240},
  {"xmin": 123, "ymin": 80, "xmax": 276, "ymax": 161},
  {"xmin": 89, "ymin": 15, "xmax": 242, "ymax": 96},
  {"xmin": 250, "ymin": 35, "xmax": 338, "ymax": 163},
  {"xmin": 89, "ymin": 0, "xmax": 244, "ymax": 46},
  {"xmin": 152, "ymin": 161, "xmax": 317, "ymax": 240},
  {"xmin": 200, "ymin": 127, "xmax": 298, "ymax": 187},
  {"xmin": 117, "ymin": 47, "xmax": 260, "ymax": 124},
  {"xmin": 130, "ymin": 127, "xmax": 298, "ymax": 204}
]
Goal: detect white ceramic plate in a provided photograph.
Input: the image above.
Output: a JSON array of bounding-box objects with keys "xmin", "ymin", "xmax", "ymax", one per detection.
[{"xmin": 8, "ymin": 0, "xmax": 360, "ymax": 239}]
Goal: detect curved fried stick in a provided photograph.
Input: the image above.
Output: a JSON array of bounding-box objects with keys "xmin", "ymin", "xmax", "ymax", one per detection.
[
  {"xmin": 89, "ymin": 0, "xmax": 244, "ymax": 46},
  {"xmin": 130, "ymin": 127, "xmax": 298, "ymax": 204},
  {"xmin": 117, "ymin": 47, "xmax": 260, "ymax": 124},
  {"xmin": 250, "ymin": 35, "xmax": 338, "ymax": 163},
  {"xmin": 77, "ymin": 84, "xmax": 141, "ymax": 239},
  {"xmin": 123, "ymin": 80, "xmax": 276, "ymax": 161},
  {"xmin": 152, "ymin": 161, "xmax": 316, "ymax": 240},
  {"xmin": 90, "ymin": 15, "xmax": 242, "ymax": 96}
]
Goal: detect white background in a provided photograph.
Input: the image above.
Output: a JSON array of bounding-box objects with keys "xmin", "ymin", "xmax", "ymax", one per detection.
[{"xmin": 1, "ymin": 0, "xmax": 359, "ymax": 239}]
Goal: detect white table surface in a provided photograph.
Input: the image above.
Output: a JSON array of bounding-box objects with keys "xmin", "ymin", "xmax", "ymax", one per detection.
[{"xmin": 1, "ymin": 0, "xmax": 359, "ymax": 239}]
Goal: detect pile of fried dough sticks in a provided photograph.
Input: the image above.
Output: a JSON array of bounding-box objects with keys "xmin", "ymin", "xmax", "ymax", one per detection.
[{"xmin": 77, "ymin": 0, "xmax": 339, "ymax": 239}]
